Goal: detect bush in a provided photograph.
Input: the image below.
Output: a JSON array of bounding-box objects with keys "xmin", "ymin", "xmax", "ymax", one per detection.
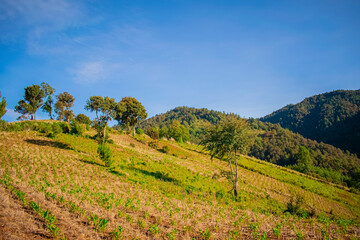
[
  {"xmin": 0, "ymin": 120, "xmax": 8, "ymax": 131},
  {"xmin": 136, "ymin": 128, "xmax": 144, "ymax": 135},
  {"xmin": 70, "ymin": 120, "xmax": 85, "ymax": 136},
  {"xmin": 47, "ymin": 123, "xmax": 62, "ymax": 138},
  {"xmin": 148, "ymin": 141, "xmax": 158, "ymax": 149},
  {"xmin": 97, "ymin": 143, "xmax": 113, "ymax": 167},
  {"xmin": 146, "ymin": 127, "xmax": 159, "ymax": 140},
  {"xmin": 75, "ymin": 113, "xmax": 92, "ymax": 125},
  {"xmin": 162, "ymin": 145, "xmax": 170, "ymax": 153},
  {"xmin": 57, "ymin": 122, "xmax": 70, "ymax": 134}
]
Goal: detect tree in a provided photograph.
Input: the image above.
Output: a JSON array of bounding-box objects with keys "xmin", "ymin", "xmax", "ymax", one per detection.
[
  {"xmin": 146, "ymin": 127, "xmax": 159, "ymax": 140},
  {"xmin": 169, "ymin": 120, "xmax": 189, "ymax": 143},
  {"xmin": 55, "ymin": 92, "xmax": 75, "ymax": 122},
  {"xmin": 15, "ymin": 85, "xmax": 45, "ymax": 120},
  {"xmin": 297, "ymin": 146, "xmax": 313, "ymax": 173},
  {"xmin": 14, "ymin": 100, "xmax": 32, "ymax": 120},
  {"xmin": 0, "ymin": 92, "xmax": 7, "ymax": 119},
  {"xmin": 201, "ymin": 116, "xmax": 250, "ymax": 197},
  {"xmin": 41, "ymin": 82, "xmax": 55, "ymax": 120},
  {"xmin": 85, "ymin": 96, "xmax": 116, "ymax": 141},
  {"xmin": 115, "ymin": 97, "xmax": 147, "ymax": 136},
  {"xmin": 75, "ymin": 113, "xmax": 92, "ymax": 125}
]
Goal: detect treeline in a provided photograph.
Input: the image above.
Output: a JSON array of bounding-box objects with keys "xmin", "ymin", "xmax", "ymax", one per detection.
[
  {"xmin": 141, "ymin": 107, "xmax": 360, "ymax": 189},
  {"xmin": 260, "ymin": 90, "xmax": 360, "ymax": 156}
]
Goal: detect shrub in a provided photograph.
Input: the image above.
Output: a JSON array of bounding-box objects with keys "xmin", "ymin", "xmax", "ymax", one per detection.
[
  {"xmin": 0, "ymin": 120, "xmax": 8, "ymax": 131},
  {"xmin": 70, "ymin": 120, "xmax": 85, "ymax": 136},
  {"xmin": 75, "ymin": 113, "xmax": 92, "ymax": 125},
  {"xmin": 162, "ymin": 145, "xmax": 170, "ymax": 153},
  {"xmin": 97, "ymin": 143, "xmax": 113, "ymax": 167},
  {"xmin": 285, "ymin": 195, "xmax": 306, "ymax": 216},
  {"xmin": 57, "ymin": 122, "xmax": 70, "ymax": 134},
  {"xmin": 146, "ymin": 127, "xmax": 159, "ymax": 140},
  {"xmin": 136, "ymin": 128, "xmax": 144, "ymax": 135},
  {"xmin": 148, "ymin": 141, "xmax": 158, "ymax": 149}
]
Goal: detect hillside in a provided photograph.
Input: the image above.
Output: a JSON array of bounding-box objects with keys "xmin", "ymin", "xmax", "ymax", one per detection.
[
  {"xmin": 0, "ymin": 121, "xmax": 359, "ymax": 239},
  {"xmin": 260, "ymin": 90, "xmax": 360, "ymax": 156},
  {"xmin": 140, "ymin": 107, "xmax": 360, "ymax": 189}
]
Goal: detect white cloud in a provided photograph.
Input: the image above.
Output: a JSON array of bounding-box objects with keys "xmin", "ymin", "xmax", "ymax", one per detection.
[
  {"xmin": 4, "ymin": 109, "xmax": 19, "ymax": 118},
  {"xmin": 70, "ymin": 61, "xmax": 106, "ymax": 84}
]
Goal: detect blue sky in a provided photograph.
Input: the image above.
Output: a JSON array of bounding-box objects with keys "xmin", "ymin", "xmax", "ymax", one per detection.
[{"xmin": 0, "ymin": 0, "xmax": 359, "ymax": 123}]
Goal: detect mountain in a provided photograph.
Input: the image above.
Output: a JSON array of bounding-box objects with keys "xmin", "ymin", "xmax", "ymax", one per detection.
[
  {"xmin": 140, "ymin": 106, "xmax": 360, "ymax": 189},
  {"xmin": 260, "ymin": 90, "xmax": 360, "ymax": 156}
]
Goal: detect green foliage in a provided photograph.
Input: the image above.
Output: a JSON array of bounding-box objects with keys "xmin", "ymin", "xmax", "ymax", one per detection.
[
  {"xmin": 285, "ymin": 195, "xmax": 305, "ymax": 216},
  {"xmin": 148, "ymin": 141, "xmax": 158, "ymax": 149},
  {"xmin": 55, "ymin": 92, "xmax": 75, "ymax": 122},
  {"xmin": 201, "ymin": 116, "xmax": 251, "ymax": 197},
  {"xmin": 57, "ymin": 122, "xmax": 70, "ymax": 133},
  {"xmin": 75, "ymin": 113, "xmax": 92, "ymax": 125},
  {"xmin": 135, "ymin": 128, "xmax": 144, "ymax": 135},
  {"xmin": 115, "ymin": 96, "xmax": 147, "ymax": 136},
  {"xmin": 260, "ymin": 90, "xmax": 360, "ymax": 156},
  {"xmin": 146, "ymin": 127, "xmax": 159, "ymax": 139},
  {"xmin": 85, "ymin": 96, "xmax": 116, "ymax": 141},
  {"xmin": 169, "ymin": 120, "xmax": 189, "ymax": 143},
  {"xmin": 40, "ymin": 82, "xmax": 55, "ymax": 120},
  {"xmin": 0, "ymin": 92, "xmax": 7, "ymax": 119},
  {"xmin": 162, "ymin": 145, "xmax": 170, "ymax": 153},
  {"xmin": 296, "ymin": 146, "xmax": 313, "ymax": 173},
  {"xmin": 97, "ymin": 143, "xmax": 113, "ymax": 167},
  {"xmin": 70, "ymin": 120, "xmax": 85, "ymax": 136},
  {"xmin": 15, "ymin": 85, "xmax": 45, "ymax": 120}
]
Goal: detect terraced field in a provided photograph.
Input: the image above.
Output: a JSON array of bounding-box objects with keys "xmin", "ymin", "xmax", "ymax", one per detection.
[{"xmin": 0, "ymin": 127, "xmax": 359, "ymax": 239}]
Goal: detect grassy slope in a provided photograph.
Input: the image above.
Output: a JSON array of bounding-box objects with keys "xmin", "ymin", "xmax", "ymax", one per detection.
[{"xmin": 0, "ymin": 130, "xmax": 359, "ymax": 239}]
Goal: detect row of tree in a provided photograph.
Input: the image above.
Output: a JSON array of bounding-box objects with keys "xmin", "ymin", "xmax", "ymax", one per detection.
[
  {"xmin": 11, "ymin": 83, "xmax": 147, "ymax": 138},
  {"xmin": 14, "ymin": 83, "xmax": 74, "ymax": 121}
]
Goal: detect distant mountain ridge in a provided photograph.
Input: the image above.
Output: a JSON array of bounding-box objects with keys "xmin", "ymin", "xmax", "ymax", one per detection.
[
  {"xmin": 260, "ymin": 90, "xmax": 360, "ymax": 156},
  {"xmin": 140, "ymin": 106, "xmax": 360, "ymax": 189}
]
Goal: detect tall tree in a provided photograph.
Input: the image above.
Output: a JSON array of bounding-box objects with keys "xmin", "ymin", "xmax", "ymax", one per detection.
[
  {"xmin": 0, "ymin": 92, "xmax": 7, "ymax": 120},
  {"xmin": 41, "ymin": 82, "xmax": 55, "ymax": 120},
  {"xmin": 85, "ymin": 96, "xmax": 116, "ymax": 141},
  {"xmin": 15, "ymin": 85, "xmax": 45, "ymax": 120},
  {"xmin": 201, "ymin": 116, "xmax": 250, "ymax": 197},
  {"xmin": 55, "ymin": 92, "xmax": 75, "ymax": 122},
  {"xmin": 115, "ymin": 97, "xmax": 147, "ymax": 136}
]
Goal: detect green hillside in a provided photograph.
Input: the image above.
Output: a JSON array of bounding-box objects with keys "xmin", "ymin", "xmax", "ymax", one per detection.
[
  {"xmin": 140, "ymin": 107, "xmax": 360, "ymax": 190},
  {"xmin": 0, "ymin": 120, "xmax": 359, "ymax": 239},
  {"xmin": 260, "ymin": 90, "xmax": 360, "ymax": 156}
]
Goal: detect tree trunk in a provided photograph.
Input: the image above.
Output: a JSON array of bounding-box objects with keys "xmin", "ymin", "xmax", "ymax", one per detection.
[
  {"xmin": 50, "ymin": 110, "xmax": 53, "ymax": 120},
  {"xmin": 234, "ymin": 149, "xmax": 238, "ymax": 198},
  {"xmin": 103, "ymin": 121, "xmax": 107, "ymax": 143},
  {"xmin": 34, "ymin": 111, "xmax": 36, "ymax": 120},
  {"xmin": 133, "ymin": 126, "xmax": 136, "ymax": 136}
]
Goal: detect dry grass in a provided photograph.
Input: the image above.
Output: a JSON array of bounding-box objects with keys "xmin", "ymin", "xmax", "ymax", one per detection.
[{"xmin": 0, "ymin": 130, "xmax": 359, "ymax": 239}]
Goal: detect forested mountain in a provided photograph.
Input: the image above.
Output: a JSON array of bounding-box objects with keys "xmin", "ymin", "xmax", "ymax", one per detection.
[
  {"xmin": 140, "ymin": 106, "xmax": 360, "ymax": 189},
  {"xmin": 260, "ymin": 90, "xmax": 360, "ymax": 156}
]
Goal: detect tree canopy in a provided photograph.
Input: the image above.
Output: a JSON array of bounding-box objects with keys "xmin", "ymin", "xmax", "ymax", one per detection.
[
  {"xmin": 115, "ymin": 97, "xmax": 147, "ymax": 136},
  {"xmin": 14, "ymin": 85, "xmax": 45, "ymax": 120},
  {"xmin": 0, "ymin": 92, "xmax": 7, "ymax": 120},
  {"xmin": 55, "ymin": 92, "xmax": 75, "ymax": 122},
  {"xmin": 41, "ymin": 82, "xmax": 55, "ymax": 120},
  {"xmin": 201, "ymin": 116, "xmax": 251, "ymax": 197},
  {"xmin": 85, "ymin": 96, "xmax": 117, "ymax": 141}
]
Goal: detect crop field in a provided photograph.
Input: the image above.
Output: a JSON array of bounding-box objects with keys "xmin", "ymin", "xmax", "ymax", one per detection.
[{"xmin": 0, "ymin": 127, "xmax": 359, "ymax": 239}]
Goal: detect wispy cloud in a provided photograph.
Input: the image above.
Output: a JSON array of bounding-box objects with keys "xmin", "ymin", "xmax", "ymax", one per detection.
[{"xmin": 70, "ymin": 61, "xmax": 106, "ymax": 84}]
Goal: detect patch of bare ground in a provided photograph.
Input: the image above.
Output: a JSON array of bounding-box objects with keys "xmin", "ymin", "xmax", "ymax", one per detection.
[{"xmin": 0, "ymin": 185, "xmax": 52, "ymax": 240}]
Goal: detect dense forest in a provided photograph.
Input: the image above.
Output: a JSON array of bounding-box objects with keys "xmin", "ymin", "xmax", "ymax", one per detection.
[
  {"xmin": 140, "ymin": 106, "xmax": 360, "ymax": 189},
  {"xmin": 260, "ymin": 90, "xmax": 360, "ymax": 156}
]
